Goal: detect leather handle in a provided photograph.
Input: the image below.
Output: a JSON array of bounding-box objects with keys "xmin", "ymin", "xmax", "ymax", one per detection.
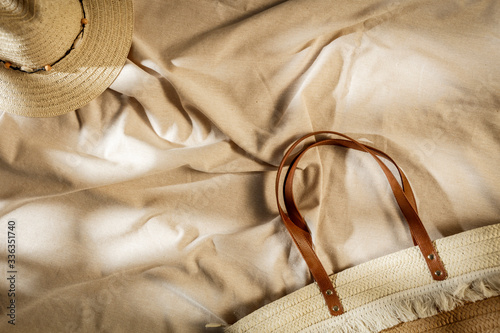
[
  {"xmin": 284, "ymin": 138, "xmax": 420, "ymax": 246},
  {"xmin": 275, "ymin": 131, "xmax": 447, "ymax": 316}
]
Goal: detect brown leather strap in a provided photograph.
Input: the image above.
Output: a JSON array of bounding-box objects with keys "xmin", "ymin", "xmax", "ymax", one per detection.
[
  {"xmin": 275, "ymin": 131, "xmax": 448, "ymax": 316},
  {"xmin": 283, "ymin": 138, "xmax": 420, "ymax": 246}
]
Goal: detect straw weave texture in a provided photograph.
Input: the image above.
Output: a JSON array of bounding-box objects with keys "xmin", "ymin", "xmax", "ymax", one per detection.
[
  {"xmin": 227, "ymin": 223, "xmax": 500, "ymax": 332},
  {"xmin": 0, "ymin": 0, "xmax": 81, "ymax": 68},
  {"xmin": 381, "ymin": 296, "xmax": 500, "ymax": 333},
  {"xmin": 0, "ymin": 0, "xmax": 133, "ymax": 117}
]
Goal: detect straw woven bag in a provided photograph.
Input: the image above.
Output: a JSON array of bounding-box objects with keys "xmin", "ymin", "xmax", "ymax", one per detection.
[{"xmin": 226, "ymin": 131, "xmax": 500, "ymax": 332}]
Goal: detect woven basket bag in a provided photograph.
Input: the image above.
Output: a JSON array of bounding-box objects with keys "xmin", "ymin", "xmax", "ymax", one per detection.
[{"xmin": 225, "ymin": 131, "xmax": 500, "ymax": 333}]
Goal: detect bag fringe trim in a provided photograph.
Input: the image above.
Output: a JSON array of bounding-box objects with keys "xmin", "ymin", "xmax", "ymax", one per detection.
[{"xmin": 306, "ymin": 269, "xmax": 500, "ymax": 333}]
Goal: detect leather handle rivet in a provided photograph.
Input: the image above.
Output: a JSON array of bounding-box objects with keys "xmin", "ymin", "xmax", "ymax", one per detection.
[
  {"xmin": 427, "ymin": 254, "xmax": 435, "ymax": 260},
  {"xmin": 326, "ymin": 289, "xmax": 333, "ymax": 295},
  {"xmin": 332, "ymin": 306, "xmax": 339, "ymax": 312},
  {"xmin": 434, "ymin": 270, "xmax": 442, "ymax": 276}
]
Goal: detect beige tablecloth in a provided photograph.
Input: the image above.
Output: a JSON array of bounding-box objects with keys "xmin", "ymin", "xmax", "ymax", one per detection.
[{"xmin": 0, "ymin": 0, "xmax": 499, "ymax": 332}]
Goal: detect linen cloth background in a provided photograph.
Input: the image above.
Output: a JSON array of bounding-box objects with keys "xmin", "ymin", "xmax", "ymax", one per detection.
[{"xmin": 0, "ymin": 0, "xmax": 499, "ymax": 332}]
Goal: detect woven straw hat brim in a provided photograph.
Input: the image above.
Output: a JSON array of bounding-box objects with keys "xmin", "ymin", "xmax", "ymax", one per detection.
[{"xmin": 0, "ymin": 0, "xmax": 133, "ymax": 117}]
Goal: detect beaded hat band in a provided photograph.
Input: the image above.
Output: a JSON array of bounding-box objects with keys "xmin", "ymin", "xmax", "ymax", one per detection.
[
  {"xmin": 1, "ymin": 0, "xmax": 87, "ymax": 73},
  {"xmin": 0, "ymin": 0, "xmax": 134, "ymax": 117}
]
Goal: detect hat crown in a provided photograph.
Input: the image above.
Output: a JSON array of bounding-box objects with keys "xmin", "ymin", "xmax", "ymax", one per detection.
[{"xmin": 0, "ymin": 0, "xmax": 83, "ymax": 69}]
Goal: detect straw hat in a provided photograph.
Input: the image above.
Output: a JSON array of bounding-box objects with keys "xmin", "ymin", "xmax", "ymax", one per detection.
[{"xmin": 0, "ymin": 0, "xmax": 133, "ymax": 117}]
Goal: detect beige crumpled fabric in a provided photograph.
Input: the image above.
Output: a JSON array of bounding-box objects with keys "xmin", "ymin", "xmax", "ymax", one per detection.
[{"xmin": 0, "ymin": 0, "xmax": 499, "ymax": 332}]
